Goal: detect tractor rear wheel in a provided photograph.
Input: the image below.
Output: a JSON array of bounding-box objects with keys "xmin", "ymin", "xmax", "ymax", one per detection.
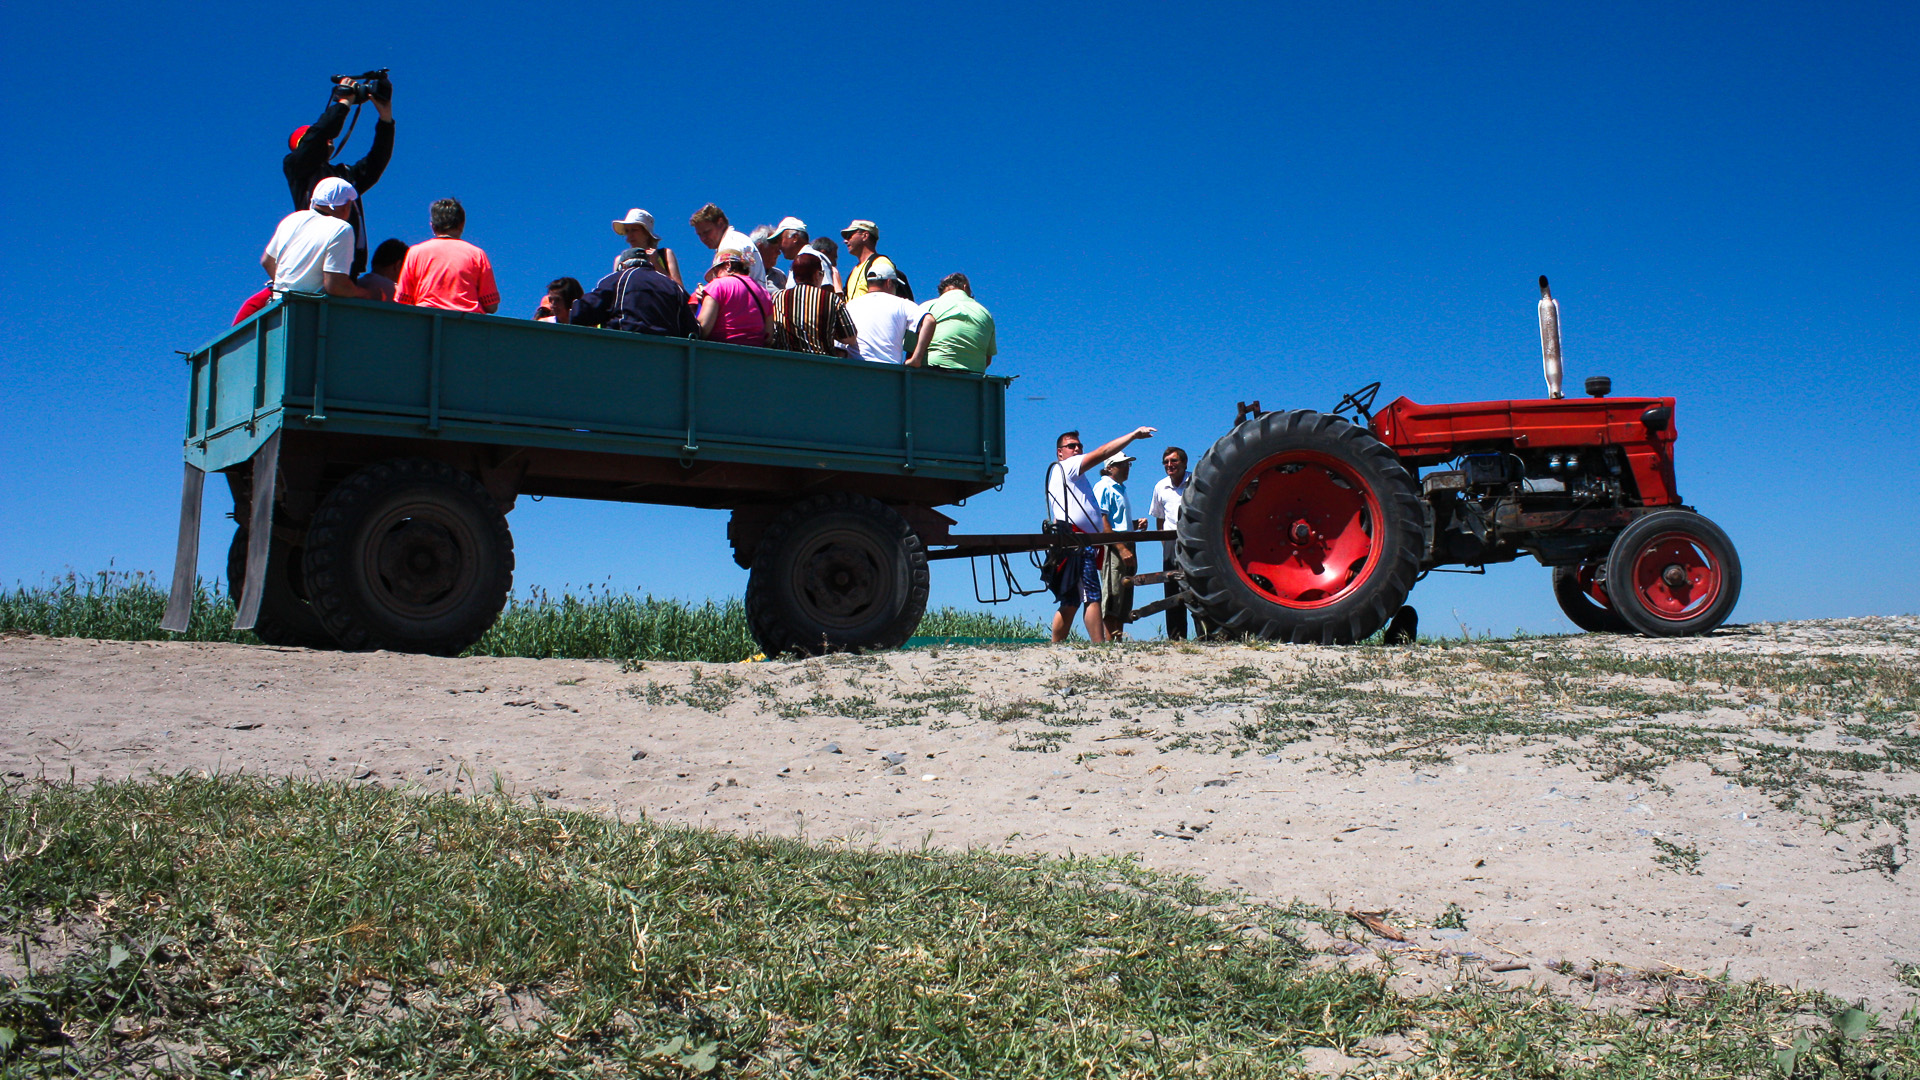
[
  {"xmin": 1604, "ymin": 510, "xmax": 1740, "ymax": 637},
  {"xmin": 1552, "ymin": 560, "xmax": 1631, "ymax": 634},
  {"xmin": 746, "ymin": 493, "xmax": 928, "ymax": 657},
  {"xmin": 228, "ymin": 526, "xmax": 336, "ymax": 649},
  {"xmin": 1178, "ymin": 410, "xmax": 1424, "ymax": 644},
  {"xmin": 302, "ymin": 459, "xmax": 514, "ymax": 655}
]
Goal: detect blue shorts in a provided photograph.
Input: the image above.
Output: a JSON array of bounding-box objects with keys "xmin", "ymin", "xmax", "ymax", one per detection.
[{"xmin": 1058, "ymin": 548, "xmax": 1100, "ymax": 611}]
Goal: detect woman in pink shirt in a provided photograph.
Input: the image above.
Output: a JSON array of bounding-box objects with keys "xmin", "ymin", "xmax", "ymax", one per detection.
[{"xmin": 695, "ymin": 248, "xmax": 772, "ymax": 346}]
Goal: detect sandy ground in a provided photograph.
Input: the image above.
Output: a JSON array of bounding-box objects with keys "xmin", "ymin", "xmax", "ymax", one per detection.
[{"xmin": 3, "ymin": 625, "xmax": 1915, "ymax": 1015}]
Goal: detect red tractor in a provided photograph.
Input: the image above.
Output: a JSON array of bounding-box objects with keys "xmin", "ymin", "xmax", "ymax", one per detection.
[{"xmin": 1173, "ymin": 278, "xmax": 1742, "ymax": 643}]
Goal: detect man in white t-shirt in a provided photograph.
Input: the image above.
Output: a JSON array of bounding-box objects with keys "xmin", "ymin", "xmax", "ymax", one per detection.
[
  {"xmin": 844, "ymin": 263, "xmax": 933, "ymax": 366},
  {"xmin": 261, "ymin": 177, "xmax": 370, "ymax": 298},
  {"xmin": 1047, "ymin": 425, "xmax": 1157, "ymax": 644},
  {"xmin": 1148, "ymin": 445, "xmax": 1194, "ymax": 639}
]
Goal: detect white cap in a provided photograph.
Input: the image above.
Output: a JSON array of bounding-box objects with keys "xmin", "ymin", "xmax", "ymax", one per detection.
[
  {"xmin": 774, "ymin": 215, "xmax": 808, "ymax": 237},
  {"xmin": 310, "ymin": 177, "xmax": 358, "ymax": 208},
  {"xmin": 611, "ymin": 208, "xmax": 655, "ymax": 236}
]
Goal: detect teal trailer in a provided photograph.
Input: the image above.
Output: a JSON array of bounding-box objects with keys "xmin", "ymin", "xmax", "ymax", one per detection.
[{"xmin": 163, "ymin": 294, "xmax": 1010, "ymax": 656}]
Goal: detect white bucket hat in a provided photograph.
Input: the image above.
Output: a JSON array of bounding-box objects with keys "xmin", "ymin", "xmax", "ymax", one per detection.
[{"xmin": 611, "ymin": 208, "xmax": 656, "ymax": 237}]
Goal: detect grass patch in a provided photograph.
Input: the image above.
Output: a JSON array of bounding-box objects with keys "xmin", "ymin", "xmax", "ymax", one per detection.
[
  {"xmin": 1, "ymin": 776, "xmax": 1388, "ymax": 1076},
  {"xmin": 0, "ymin": 571, "xmax": 1044, "ymax": 664},
  {"xmin": 3, "ymin": 778, "xmax": 1916, "ymax": 1077}
]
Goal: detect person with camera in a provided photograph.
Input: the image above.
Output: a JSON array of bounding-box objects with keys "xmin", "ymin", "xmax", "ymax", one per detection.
[{"xmin": 284, "ymin": 71, "xmax": 394, "ymax": 279}]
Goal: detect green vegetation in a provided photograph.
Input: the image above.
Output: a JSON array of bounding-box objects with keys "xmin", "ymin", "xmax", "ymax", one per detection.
[
  {"xmin": 0, "ymin": 570, "xmax": 248, "ymax": 645},
  {"xmin": 0, "ymin": 571, "xmax": 1043, "ymax": 663},
  {"xmin": 4, "ymin": 777, "xmax": 1915, "ymax": 1077}
]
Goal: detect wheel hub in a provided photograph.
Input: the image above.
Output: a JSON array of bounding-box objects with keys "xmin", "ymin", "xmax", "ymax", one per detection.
[
  {"xmin": 1227, "ymin": 453, "xmax": 1381, "ymax": 608},
  {"xmin": 1630, "ymin": 533, "xmax": 1722, "ymax": 620},
  {"xmin": 799, "ymin": 536, "xmax": 884, "ymax": 623},
  {"xmin": 377, "ymin": 519, "xmax": 462, "ymax": 604}
]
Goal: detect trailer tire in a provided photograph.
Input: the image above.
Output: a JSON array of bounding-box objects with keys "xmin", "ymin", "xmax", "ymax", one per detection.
[
  {"xmin": 302, "ymin": 459, "xmax": 513, "ymax": 656},
  {"xmin": 746, "ymin": 494, "xmax": 928, "ymax": 657},
  {"xmin": 227, "ymin": 526, "xmax": 336, "ymax": 649},
  {"xmin": 1178, "ymin": 410, "xmax": 1423, "ymax": 645},
  {"xmin": 1552, "ymin": 561, "xmax": 1631, "ymax": 634},
  {"xmin": 1604, "ymin": 510, "xmax": 1740, "ymax": 637}
]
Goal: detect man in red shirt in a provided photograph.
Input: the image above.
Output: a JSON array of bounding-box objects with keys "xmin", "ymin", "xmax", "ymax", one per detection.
[{"xmin": 395, "ymin": 198, "xmax": 500, "ymax": 313}]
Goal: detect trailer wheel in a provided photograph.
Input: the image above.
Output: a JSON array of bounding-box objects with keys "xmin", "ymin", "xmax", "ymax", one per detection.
[
  {"xmin": 1552, "ymin": 561, "xmax": 1631, "ymax": 634},
  {"xmin": 1605, "ymin": 511, "xmax": 1740, "ymax": 637},
  {"xmin": 302, "ymin": 459, "xmax": 513, "ymax": 656},
  {"xmin": 746, "ymin": 494, "xmax": 928, "ymax": 657},
  {"xmin": 227, "ymin": 526, "xmax": 336, "ymax": 649},
  {"xmin": 1178, "ymin": 410, "xmax": 1423, "ymax": 644}
]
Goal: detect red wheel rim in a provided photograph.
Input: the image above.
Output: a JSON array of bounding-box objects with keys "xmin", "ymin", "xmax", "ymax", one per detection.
[
  {"xmin": 1575, "ymin": 561, "xmax": 1614, "ymax": 610},
  {"xmin": 1627, "ymin": 531, "xmax": 1723, "ymax": 621},
  {"xmin": 1226, "ymin": 450, "xmax": 1382, "ymax": 609}
]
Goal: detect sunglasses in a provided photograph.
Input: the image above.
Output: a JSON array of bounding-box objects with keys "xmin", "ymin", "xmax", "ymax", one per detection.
[{"xmin": 1060, "ymin": 442, "xmax": 1082, "ymax": 450}]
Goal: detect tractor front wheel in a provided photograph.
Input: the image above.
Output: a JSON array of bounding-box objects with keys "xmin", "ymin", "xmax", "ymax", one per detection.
[
  {"xmin": 302, "ymin": 459, "xmax": 514, "ymax": 655},
  {"xmin": 1604, "ymin": 511, "xmax": 1740, "ymax": 637},
  {"xmin": 1177, "ymin": 410, "xmax": 1424, "ymax": 644},
  {"xmin": 746, "ymin": 494, "xmax": 928, "ymax": 657},
  {"xmin": 1551, "ymin": 560, "xmax": 1631, "ymax": 634}
]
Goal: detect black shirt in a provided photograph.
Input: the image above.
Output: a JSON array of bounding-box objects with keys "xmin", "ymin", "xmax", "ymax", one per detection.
[{"xmin": 283, "ymin": 101, "xmax": 394, "ymax": 278}]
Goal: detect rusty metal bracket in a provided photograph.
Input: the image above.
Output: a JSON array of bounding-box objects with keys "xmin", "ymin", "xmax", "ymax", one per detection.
[{"xmin": 1235, "ymin": 400, "xmax": 1263, "ymax": 426}]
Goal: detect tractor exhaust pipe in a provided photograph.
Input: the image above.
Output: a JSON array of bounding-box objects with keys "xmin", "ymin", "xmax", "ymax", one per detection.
[{"xmin": 1538, "ymin": 275, "xmax": 1564, "ymax": 399}]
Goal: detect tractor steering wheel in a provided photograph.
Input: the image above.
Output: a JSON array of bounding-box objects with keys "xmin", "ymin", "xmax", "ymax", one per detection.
[{"xmin": 1333, "ymin": 382, "xmax": 1382, "ymax": 424}]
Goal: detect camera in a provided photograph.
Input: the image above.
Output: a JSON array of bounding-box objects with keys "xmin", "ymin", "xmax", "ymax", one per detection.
[{"xmin": 331, "ymin": 68, "xmax": 391, "ymax": 105}]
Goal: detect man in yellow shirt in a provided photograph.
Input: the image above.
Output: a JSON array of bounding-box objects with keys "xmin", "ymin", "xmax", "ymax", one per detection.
[{"xmin": 840, "ymin": 219, "xmax": 911, "ymax": 301}]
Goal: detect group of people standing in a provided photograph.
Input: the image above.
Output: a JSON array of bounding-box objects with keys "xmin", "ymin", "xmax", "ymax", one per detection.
[
  {"xmin": 538, "ymin": 207, "xmax": 996, "ymax": 374},
  {"xmin": 1045, "ymin": 428, "xmax": 1198, "ymax": 644}
]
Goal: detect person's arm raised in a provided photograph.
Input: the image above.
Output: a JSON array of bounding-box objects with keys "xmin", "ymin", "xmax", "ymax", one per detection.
[{"xmin": 1084, "ymin": 426, "xmax": 1156, "ymax": 468}]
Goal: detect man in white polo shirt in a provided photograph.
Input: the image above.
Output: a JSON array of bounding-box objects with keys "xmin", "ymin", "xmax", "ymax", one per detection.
[
  {"xmin": 1148, "ymin": 445, "xmax": 1195, "ymax": 639},
  {"xmin": 261, "ymin": 177, "xmax": 369, "ymax": 298},
  {"xmin": 1047, "ymin": 424, "xmax": 1157, "ymax": 643}
]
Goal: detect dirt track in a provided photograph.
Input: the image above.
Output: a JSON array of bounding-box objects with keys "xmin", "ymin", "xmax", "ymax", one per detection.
[{"xmin": 3, "ymin": 620, "xmax": 1916, "ymax": 1013}]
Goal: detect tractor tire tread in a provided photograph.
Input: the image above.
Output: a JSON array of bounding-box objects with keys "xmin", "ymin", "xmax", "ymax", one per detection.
[
  {"xmin": 1177, "ymin": 409, "xmax": 1423, "ymax": 645},
  {"xmin": 303, "ymin": 458, "xmax": 513, "ymax": 655},
  {"xmin": 745, "ymin": 493, "xmax": 928, "ymax": 658}
]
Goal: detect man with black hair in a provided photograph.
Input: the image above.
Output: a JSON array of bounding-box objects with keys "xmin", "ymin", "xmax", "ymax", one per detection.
[
  {"xmin": 1047, "ymin": 425, "xmax": 1156, "ymax": 643},
  {"xmin": 284, "ymin": 74, "xmax": 395, "ymax": 278},
  {"xmin": 357, "ymin": 238, "xmax": 409, "ymax": 302}
]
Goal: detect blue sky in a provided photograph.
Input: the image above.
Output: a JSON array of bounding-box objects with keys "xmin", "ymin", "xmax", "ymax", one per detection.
[{"xmin": 1, "ymin": 1, "xmax": 1914, "ymax": 636}]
